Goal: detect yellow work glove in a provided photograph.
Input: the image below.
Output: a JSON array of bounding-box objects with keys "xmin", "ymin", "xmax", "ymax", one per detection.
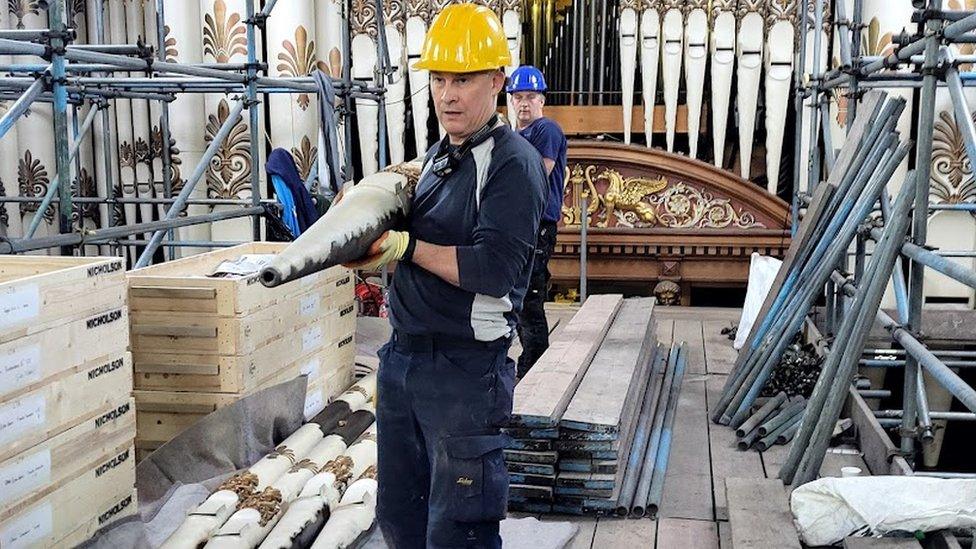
[{"xmin": 343, "ymin": 230, "xmax": 412, "ymax": 271}]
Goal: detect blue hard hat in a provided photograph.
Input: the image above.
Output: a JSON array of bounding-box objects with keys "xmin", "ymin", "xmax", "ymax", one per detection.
[{"xmin": 507, "ymin": 65, "xmax": 548, "ymax": 93}]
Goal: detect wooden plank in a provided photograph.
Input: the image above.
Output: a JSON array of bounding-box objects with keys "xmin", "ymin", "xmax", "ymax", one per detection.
[
  {"xmin": 726, "ymin": 478, "xmax": 801, "ymax": 549},
  {"xmin": 0, "ymin": 305, "xmax": 128, "ymax": 403},
  {"xmin": 702, "ymin": 320, "xmax": 738, "ymax": 375},
  {"xmin": 657, "ymin": 318, "xmax": 674, "ymax": 348},
  {"xmin": 673, "ymin": 320, "xmax": 706, "ymax": 375},
  {"xmin": 659, "ymin": 378, "xmax": 714, "ymax": 521},
  {"xmin": 0, "ymin": 395, "xmax": 134, "ymax": 515},
  {"xmin": 657, "ymin": 518, "xmax": 720, "ymax": 549},
  {"xmin": 562, "ymin": 299, "xmax": 655, "ymax": 432},
  {"xmin": 562, "ymin": 516, "xmax": 597, "ymax": 549},
  {"xmin": 0, "ymin": 444, "xmax": 135, "ymax": 547},
  {"xmin": 719, "ymin": 521, "xmax": 732, "ymax": 549},
  {"xmin": 843, "ymin": 537, "xmax": 922, "ymax": 548},
  {"xmin": 820, "ymin": 450, "xmax": 870, "ymax": 479},
  {"xmin": 706, "ymin": 375, "xmax": 765, "ymax": 520},
  {"xmin": 655, "ymin": 307, "xmax": 743, "ymax": 322},
  {"xmin": 844, "ymin": 387, "xmax": 913, "ymax": 476},
  {"xmin": 513, "ymin": 295, "xmax": 623, "ymax": 427},
  {"xmin": 0, "ymin": 256, "xmax": 126, "ymax": 345},
  {"xmin": 591, "ymin": 517, "xmax": 656, "ymax": 547},
  {"xmin": 500, "ymin": 104, "xmax": 704, "ymax": 135},
  {"xmin": 0, "ymin": 352, "xmax": 132, "ymax": 463}
]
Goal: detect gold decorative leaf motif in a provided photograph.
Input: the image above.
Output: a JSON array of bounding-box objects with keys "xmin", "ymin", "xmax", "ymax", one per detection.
[
  {"xmin": 205, "ymin": 99, "xmax": 252, "ymax": 199},
  {"xmin": 8, "ymin": 0, "xmax": 41, "ymax": 30},
  {"xmin": 383, "ymin": 0, "xmax": 406, "ymax": 32},
  {"xmin": 17, "ymin": 150, "xmax": 55, "ymax": 222},
  {"xmin": 163, "ymin": 25, "xmax": 179, "ymax": 62},
  {"xmin": 203, "ymin": 0, "xmax": 248, "ymax": 62},
  {"xmin": 277, "ymin": 26, "xmax": 317, "ymax": 110},
  {"xmin": 292, "ymin": 136, "xmax": 318, "ymax": 181},
  {"xmin": 352, "ymin": 0, "xmax": 379, "ymax": 37},
  {"xmin": 931, "ymin": 109, "xmax": 976, "ymax": 208}
]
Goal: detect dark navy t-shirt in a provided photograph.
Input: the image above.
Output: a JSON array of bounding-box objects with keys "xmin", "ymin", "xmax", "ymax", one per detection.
[
  {"xmin": 518, "ymin": 117, "xmax": 567, "ymax": 223},
  {"xmin": 388, "ymin": 123, "xmax": 547, "ymax": 341}
]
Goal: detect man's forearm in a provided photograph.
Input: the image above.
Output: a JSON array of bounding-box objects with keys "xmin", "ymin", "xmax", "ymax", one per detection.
[{"xmin": 410, "ymin": 239, "xmax": 460, "ymax": 287}]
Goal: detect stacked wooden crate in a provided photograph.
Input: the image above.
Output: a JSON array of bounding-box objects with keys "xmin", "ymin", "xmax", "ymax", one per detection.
[
  {"xmin": 0, "ymin": 256, "xmax": 137, "ymax": 547},
  {"xmin": 128, "ymin": 243, "xmax": 356, "ymax": 460},
  {"xmin": 506, "ymin": 294, "xmax": 623, "ymax": 512}
]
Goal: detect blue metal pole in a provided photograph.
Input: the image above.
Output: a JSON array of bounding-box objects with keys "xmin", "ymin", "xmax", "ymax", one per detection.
[
  {"xmin": 0, "ymin": 74, "xmax": 46, "ymax": 142},
  {"xmin": 49, "ymin": 0, "xmax": 73, "ymax": 254},
  {"xmin": 645, "ymin": 343, "xmax": 688, "ymax": 518}
]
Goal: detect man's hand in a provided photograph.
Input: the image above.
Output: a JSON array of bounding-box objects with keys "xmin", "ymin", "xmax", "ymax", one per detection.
[{"xmin": 343, "ymin": 230, "xmax": 411, "ymax": 271}]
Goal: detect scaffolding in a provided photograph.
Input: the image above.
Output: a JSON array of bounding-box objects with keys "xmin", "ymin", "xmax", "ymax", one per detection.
[
  {"xmin": 0, "ymin": 0, "xmax": 392, "ymax": 265},
  {"xmin": 790, "ymin": 0, "xmax": 976, "ymax": 480}
]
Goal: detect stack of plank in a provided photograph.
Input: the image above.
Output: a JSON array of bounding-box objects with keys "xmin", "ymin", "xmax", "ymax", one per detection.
[
  {"xmin": 507, "ymin": 295, "xmax": 659, "ymax": 514},
  {"xmin": 128, "ymin": 243, "xmax": 356, "ymax": 460},
  {"xmin": 0, "ymin": 256, "xmax": 137, "ymax": 547}
]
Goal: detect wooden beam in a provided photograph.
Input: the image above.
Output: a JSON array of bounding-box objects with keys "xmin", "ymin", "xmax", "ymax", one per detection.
[
  {"xmin": 499, "ymin": 105, "xmax": 707, "ymax": 136},
  {"xmin": 844, "ymin": 387, "xmax": 913, "ymax": 476},
  {"xmin": 726, "ymin": 478, "xmax": 802, "ymax": 549},
  {"xmin": 513, "ymin": 295, "xmax": 623, "ymax": 427}
]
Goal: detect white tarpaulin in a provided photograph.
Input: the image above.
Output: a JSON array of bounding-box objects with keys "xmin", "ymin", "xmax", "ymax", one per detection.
[
  {"xmin": 734, "ymin": 253, "xmax": 783, "ymax": 350},
  {"xmin": 791, "ymin": 477, "xmax": 976, "ymax": 546}
]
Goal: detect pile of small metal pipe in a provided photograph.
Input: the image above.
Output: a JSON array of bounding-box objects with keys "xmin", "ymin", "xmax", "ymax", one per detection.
[
  {"xmin": 761, "ymin": 340, "xmax": 823, "ymax": 398},
  {"xmin": 710, "ymin": 90, "xmax": 920, "ymax": 486},
  {"xmin": 735, "ymin": 392, "xmax": 806, "ymax": 452}
]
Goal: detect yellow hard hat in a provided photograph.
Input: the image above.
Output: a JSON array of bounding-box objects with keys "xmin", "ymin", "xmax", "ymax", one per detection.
[{"xmin": 412, "ymin": 3, "xmax": 512, "ymax": 73}]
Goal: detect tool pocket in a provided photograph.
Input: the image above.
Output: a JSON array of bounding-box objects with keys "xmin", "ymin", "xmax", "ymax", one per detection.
[{"xmin": 443, "ymin": 433, "xmax": 512, "ymax": 523}]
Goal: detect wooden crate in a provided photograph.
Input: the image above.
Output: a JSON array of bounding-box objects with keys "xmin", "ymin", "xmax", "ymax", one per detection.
[
  {"xmin": 0, "ymin": 395, "xmax": 135, "ymax": 515},
  {"xmin": 0, "ymin": 444, "xmax": 135, "ymax": 548},
  {"xmin": 135, "ymin": 342, "xmax": 358, "ymax": 452},
  {"xmin": 0, "ymin": 256, "xmax": 126, "ymax": 345},
  {"xmin": 0, "ymin": 352, "xmax": 132, "ymax": 463},
  {"xmin": 126, "ymin": 242, "xmax": 351, "ymax": 318},
  {"xmin": 303, "ymin": 361, "xmax": 356, "ymax": 420},
  {"xmin": 132, "ymin": 296, "xmax": 356, "ymax": 392},
  {"xmin": 0, "ymin": 306, "xmax": 128, "ymax": 402}
]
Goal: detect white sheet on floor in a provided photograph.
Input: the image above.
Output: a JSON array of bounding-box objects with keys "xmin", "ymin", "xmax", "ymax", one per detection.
[
  {"xmin": 791, "ymin": 477, "xmax": 976, "ymax": 546},
  {"xmin": 734, "ymin": 253, "xmax": 783, "ymax": 350}
]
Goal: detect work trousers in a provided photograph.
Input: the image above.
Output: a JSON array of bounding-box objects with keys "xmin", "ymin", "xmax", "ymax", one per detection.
[
  {"xmin": 516, "ymin": 220, "xmax": 558, "ymax": 378},
  {"xmin": 376, "ymin": 331, "xmax": 515, "ymax": 548}
]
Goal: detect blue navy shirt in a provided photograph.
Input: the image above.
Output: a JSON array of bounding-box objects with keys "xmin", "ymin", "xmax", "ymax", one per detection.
[
  {"xmin": 388, "ymin": 123, "xmax": 547, "ymax": 341},
  {"xmin": 518, "ymin": 117, "xmax": 567, "ymax": 223}
]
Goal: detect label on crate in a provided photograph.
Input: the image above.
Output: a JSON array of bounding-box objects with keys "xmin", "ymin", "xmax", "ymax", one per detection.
[
  {"xmin": 0, "ymin": 393, "xmax": 46, "ymax": 447},
  {"xmin": 0, "ymin": 501, "xmax": 52, "ymax": 547},
  {"xmin": 304, "ymin": 389, "xmax": 324, "ymax": 420},
  {"xmin": 300, "ymin": 294, "xmax": 321, "ymax": 317},
  {"xmin": 302, "ymin": 326, "xmax": 324, "ymax": 353},
  {"xmin": 0, "ymin": 343, "xmax": 41, "ymax": 395},
  {"xmin": 94, "ymin": 449, "xmax": 130, "ymax": 478},
  {"xmin": 85, "ymin": 309, "xmax": 123, "ymax": 331},
  {"xmin": 98, "ymin": 493, "xmax": 133, "ymax": 526},
  {"xmin": 300, "ymin": 357, "xmax": 321, "ymax": 381},
  {"xmin": 0, "ymin": 448, "xmax": 51, "ymax": 506},
  {"xmin": 94, "ymin": 402, "xmax": 132, "ymax": 429},
  {"xmin": 86, "ymin": 260, "xmax": 123, "ymax": 278},
  {"xmin": 0, "ymin": 285, "xmax": 40, "ymax": 330}
]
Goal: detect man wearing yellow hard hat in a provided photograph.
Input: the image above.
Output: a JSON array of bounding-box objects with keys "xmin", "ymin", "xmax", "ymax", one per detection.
[{"xmin": 352, "ymin": 4, "xmax": 546, "ymax": 548}]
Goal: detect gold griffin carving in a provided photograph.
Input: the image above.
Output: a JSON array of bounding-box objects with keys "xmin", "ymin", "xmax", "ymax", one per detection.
[{"xmin": 597, "ymin": 168, "xmax": 667, "ymax": 228}]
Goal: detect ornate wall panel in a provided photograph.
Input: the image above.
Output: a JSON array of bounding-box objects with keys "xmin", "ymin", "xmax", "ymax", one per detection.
[{"xmin": 552, "ymin": 142, "xmax": 792, "ymax": 295}]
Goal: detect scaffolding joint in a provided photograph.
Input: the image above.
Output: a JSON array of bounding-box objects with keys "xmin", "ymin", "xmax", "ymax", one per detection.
[{"xmin": 245, "ymin": 13, "xmax": 269, "ymax": 29}]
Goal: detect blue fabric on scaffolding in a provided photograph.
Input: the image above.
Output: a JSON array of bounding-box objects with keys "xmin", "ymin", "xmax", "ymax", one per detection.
[
  {"xmin": 314, "ymin": 70, "xmax": 345, "ymax": 197},
  {"xmin": 266, "ymin": 148, "xmax": 319, "ymax": 235},
  {"xmin": 270, "ymin": 174, "xmax": 299, "ymax": 238}
]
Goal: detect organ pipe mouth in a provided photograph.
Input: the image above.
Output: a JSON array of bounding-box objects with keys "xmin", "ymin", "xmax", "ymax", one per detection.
[{"xmin": 260, "ymin": 267, "xmax": 283, "ymax": 288}]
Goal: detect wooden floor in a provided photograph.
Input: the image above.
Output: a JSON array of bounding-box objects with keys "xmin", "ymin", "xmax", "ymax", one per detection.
[{"xmin": 518, "ymin": 306, "xmax": 869, "ymax": 549}]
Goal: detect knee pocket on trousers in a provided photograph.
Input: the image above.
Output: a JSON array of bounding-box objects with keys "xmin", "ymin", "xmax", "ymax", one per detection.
[{"xmin": 443, "ymin": 433, "xmax": 512, "ymax": 523}]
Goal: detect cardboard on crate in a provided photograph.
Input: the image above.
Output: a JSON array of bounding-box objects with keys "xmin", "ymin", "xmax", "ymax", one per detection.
[
  {"xmin": 0, "ymin": 256, "xmax": 126, "ymax": 345},
  {"xmin": 0, "ymin": 444, "xmax": 136, "ymax": 549},
  {"xmin": 0, "ymin": 396, "xmax": 135, "ymax": 514},
  {"xmin": 0, "ymin": 352, "xmax": 133, "ymax": 463}
]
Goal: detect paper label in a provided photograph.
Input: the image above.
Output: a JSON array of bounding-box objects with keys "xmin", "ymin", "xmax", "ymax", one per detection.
[
  {"xmin": 0, "ymin": 393, "xmax": 46, "ymax": 447},
  {"xmin": 300, "ymin": 358, "xmax": 321, "ymax": 381},
  {"xmin": 1, "ymin": 501, "xmax": 52, "ymax": 547},
  {"xmin": 304, "ymin": 389, "xmax": 324, "ymax": 420},
  {"xmin": 300, "ymin": 294, "xmax": 320, "ymax": 317},
  {"xmin": 0, "ymin": 343, "xmax": 41, "ymax": 394},
  {"xmin": 0, "ymin": 449, "xmax": 51, "ymax": 506},
  {"xmin": 0, "ymin": 284, "xmax": 40, "ymax": 330},
  {"xmin": 302, "ymin": 326, "xmax": 324, "ymax": 352}
]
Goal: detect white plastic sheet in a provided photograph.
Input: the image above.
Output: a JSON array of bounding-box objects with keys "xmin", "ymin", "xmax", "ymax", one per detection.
[
  {"xmin": 791, "ymin": 477, "xmax": 976, "ymax": 546},
  {"xmin": 734, "ymin": 253, "xmax": 783, "ymax": 350}
]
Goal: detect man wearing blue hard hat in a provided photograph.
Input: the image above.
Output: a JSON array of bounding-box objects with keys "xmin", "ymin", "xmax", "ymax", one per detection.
[{"xmin": 508, "ymin": 65, "xmax": 568, "ymax": 379}]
